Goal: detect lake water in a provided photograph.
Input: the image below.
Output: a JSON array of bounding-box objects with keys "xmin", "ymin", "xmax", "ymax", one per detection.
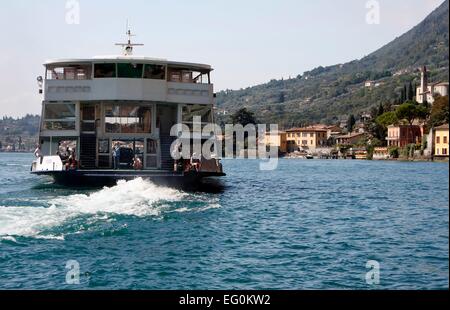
[{"xmin": 0, "ymin": 153, "xmax": 448, "ymax": 289}]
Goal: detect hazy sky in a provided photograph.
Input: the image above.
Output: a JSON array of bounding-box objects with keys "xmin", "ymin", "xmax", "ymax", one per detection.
[{"xmin": 0, "ymin": 0, "xmax": 445, "ymax": 117}]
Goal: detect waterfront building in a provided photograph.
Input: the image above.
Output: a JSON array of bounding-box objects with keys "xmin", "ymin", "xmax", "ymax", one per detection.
[
  {"xmin": 335, "ymin": 132, "xmax": 366, "ymax": 145},
  {"xmin": 286, "ymin": 126, "xmax": 328, "ymax": 153},
  {"xmin": 265, "ymin": 131, "xmax": 287, "ymax": 154},
  {"xmin": 386, "ymin": 125, "xmax": 422, "ymax": 147},
  {"xmin": 434, "ymin": 124, "xmax": 449, "ymax": 158},
  {"xmin": 325, "ymin": 125, "xmax": 342, "ymax": 139}
]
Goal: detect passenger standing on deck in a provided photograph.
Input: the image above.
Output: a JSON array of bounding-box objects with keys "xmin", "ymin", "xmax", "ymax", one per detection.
[
  {"xmin": 171, "ymin": 140, "xmax": 183, "ymax": 172},
  {"xmin": 67, "ymin": 148, "xmax": 77, "ymax": 170},
  {"xmin": 113, "ymin": 143, "xmax": 121, "ymax": 170},
  {"xmin": 132, "ymin": 155, "xmax": 143, "ymax": 170},
  {"xmin": 190, "ymin": 152, "xmax": 201, "ymax": 172},
  {"xmin": 34, "ymin": 145, "xmax": 43, "ymax": 164}
]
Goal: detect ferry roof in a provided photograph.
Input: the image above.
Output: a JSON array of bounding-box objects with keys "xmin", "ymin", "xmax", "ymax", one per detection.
[{"xmin": 44, "ymin": 55, "xmax": 213, "ymax": 72}]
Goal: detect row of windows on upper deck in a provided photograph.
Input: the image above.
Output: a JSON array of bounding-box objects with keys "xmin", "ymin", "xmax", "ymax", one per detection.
[{"xmin": 46, "ymin": 63, "xmax": 211, "ymax": 84}]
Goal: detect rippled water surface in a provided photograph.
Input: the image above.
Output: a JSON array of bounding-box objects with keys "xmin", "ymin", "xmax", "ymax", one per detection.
[{"xmin": 0, "ymin": 153, "xmax": 448, "ymax": 289}]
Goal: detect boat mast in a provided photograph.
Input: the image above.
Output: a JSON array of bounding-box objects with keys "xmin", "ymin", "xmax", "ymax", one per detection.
[{"xmin": 115, "ymin": 21, "xmax": 144, "ymax": 56}]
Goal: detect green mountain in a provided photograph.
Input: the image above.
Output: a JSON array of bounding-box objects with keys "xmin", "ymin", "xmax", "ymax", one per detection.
[{"xmin": 216, "ymin": 0, "xmax": 449, "ymax": 128}]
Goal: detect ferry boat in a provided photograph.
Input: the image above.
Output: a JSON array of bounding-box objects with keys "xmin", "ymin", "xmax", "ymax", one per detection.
[{"xmin": 31, "ymin": 30, "xmax": 225, "ymax": 187}]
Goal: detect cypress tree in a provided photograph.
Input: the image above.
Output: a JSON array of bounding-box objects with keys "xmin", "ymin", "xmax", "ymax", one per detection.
[
  {"xmin": 407, "ymin": 81, "xmax": 414, "ymax": 101},
  {"xmin": 347, "ymin": 114, "xmax": 356, "ymax": 132},
  {"xmin": 400, "ymin": 88, "xmax": 405, "ymax": 103},
  {"xmin": 377, "ymin": 103, "xmax": 384, "ymax": 117}
]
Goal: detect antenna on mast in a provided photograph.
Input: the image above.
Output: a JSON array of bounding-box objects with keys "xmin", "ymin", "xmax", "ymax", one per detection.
[{"xmin": 115, "ymin": 20, "xmax": 144, "ymax": 56}]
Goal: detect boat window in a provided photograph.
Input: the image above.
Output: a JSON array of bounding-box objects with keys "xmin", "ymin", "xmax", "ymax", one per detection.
[
  {"xmin": 98, "ymin": 139, "xmax": 110, "ymax": 154},
  {"xmin": 117, "ymin": 63, "xmax": 144, "ymax": 78},
  {"xmin": 46, "ymin": 65, "xmax": 92, "ymax": 80},
  {"xmin": 182, "ymin": 104, "xmax": 213, "ymax": 123},
  {"xmin": 76, "ymin": 68, "xmax": 88, "ymax": 80},
  {"xmin": 146, "ymin": 139, "xmax": 157, "ymax": 154},
  {"xmin": 42, "ymin": 103, "xmax": 77, "ymax": 131},
  {"xmin": 182, "ymin": 104, "xmax": 213, "ymax": 130},
  {"xmin": 143, "ymin": 64, "xmax": 166, "ymax": 80},
  {"xmin": 135, "ymin": 140, "xmax": 145, "ymax": 155},
  {"xmin": 182, "ymin": 71, "xmax": 193, "ymax": 83},
  {"xmin": 169, "ymin": 70, "xmax": 182, "ymax": 82},
  {"xmin": 120, "ymin": 106, "xmax": 139, "ymax": 133},
  {"xmin": 191, "ymin": 71, "xmax": 209, "ymax": 83},
  {"xmin": 43, "ymin": 103, "xmax": 77, "ymax": 131},
  {"xmin": 105, "ymin": 104, "xmax": 152, "ymax": 134},
  {"xmin": 43, "ymin": 121, "xmax": 76, "ymax": 131},
  {"xmin": 146, "ymin": 139, "xmax": 158, "ymax": 169},
  {"xmin": 65, "ymin": 68, "xmax": 76, "ymax": 80},
  {"xmin": 136, "ymin": 107, "xmax": 153, "ymax": 133},
  {"xmin": 105, "ymin": 105, "xmax": 121, "ymax": 133},
  {"xmin": 49, "ymin": 67, "xmax": 64, "ymax": 80},
  {"xmin": 44, "ymin": 103, "xmax": 76, "ymax": 120},
  {"xmin": 94, "ymin": 63, "xmax": 116, "ymax": 78},
  {"xmin": 168, "ymin": 68, "xmax": 210, "ymax": 84}
]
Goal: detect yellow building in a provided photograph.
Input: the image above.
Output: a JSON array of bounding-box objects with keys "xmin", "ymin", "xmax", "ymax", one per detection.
[
  {"xmin": 286, "ymin": 127, "xmax": 328, "ymax": 152},
  {"xmin": 434, "ymin": 124, "xmax": 449, "ymax": 158},
  {"xmin": 265, "ymin": 131, "xmax": 287, "ymax": 154}
]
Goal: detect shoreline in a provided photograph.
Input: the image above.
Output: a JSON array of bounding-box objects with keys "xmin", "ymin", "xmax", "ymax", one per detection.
[
  {"xmin": 2, "ymin": 152, "xmax": 448, "ymax": 163},
  {"xmin": 218, "ymin": 157, "xmax": 449, "ymax": 163},
  {"xmin": 281, "ymin": 155, "xmax": 448, "ymax": 163}
]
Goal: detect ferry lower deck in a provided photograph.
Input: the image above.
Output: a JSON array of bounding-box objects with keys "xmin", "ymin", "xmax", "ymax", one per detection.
[{"xmin": 32, "ymin": 169, "xmax": 226, "ymax": 187}]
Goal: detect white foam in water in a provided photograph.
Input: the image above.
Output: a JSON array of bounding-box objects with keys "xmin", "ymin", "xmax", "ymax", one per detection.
[
  {"xmin": 0, "ymin": 178, "xmax": 188, "ymax": 240},
  {"xmin": 1, "ymin": 236, "xmax": 18, "ymax": 243},
  {"xmin": 171, "ymin": 204, "xmax": 221, "ymax": 213}
]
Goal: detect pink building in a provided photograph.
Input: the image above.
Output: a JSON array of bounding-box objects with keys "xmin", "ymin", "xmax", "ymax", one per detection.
[{"xmin": 386, "ymin": 125, "xmax": 422, "ymax": 147}]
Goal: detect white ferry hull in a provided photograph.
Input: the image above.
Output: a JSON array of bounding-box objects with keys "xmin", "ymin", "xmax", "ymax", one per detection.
[{"xmin": 32, "ymin": 169, "xmax": 226, "ymax": 188}]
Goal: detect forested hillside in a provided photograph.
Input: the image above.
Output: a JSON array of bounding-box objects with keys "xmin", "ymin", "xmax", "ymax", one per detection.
[{"xmin": 216, "ymin": 0, "xmax": 449, "ymax": 128}]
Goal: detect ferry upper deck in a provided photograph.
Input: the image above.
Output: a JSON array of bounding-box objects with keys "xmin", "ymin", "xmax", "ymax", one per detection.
[{"xmin": 42, "ymin": 56, "xmax": 214, "ymax": 104}]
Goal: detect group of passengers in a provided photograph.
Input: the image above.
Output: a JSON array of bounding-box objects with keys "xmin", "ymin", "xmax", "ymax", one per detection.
[
  {"xmin": 56, "ymin": 145, "xmax": 77, "ymax": 170},
  {"xmin": 33, "ymin": 144, "xmax": 77, "ymax": 170},
  {"xmin": 171, "ymin": 141, "xmax": 202, "ymax": 173},
  {"xmin": 112, "ymin": 143, "xmax": 143, "ymax": 171}
]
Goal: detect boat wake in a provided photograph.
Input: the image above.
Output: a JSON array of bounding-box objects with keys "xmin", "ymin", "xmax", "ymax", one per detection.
[{"xmin": 0, "ymin": 178, "xmax": 220, "ymax": 241}]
